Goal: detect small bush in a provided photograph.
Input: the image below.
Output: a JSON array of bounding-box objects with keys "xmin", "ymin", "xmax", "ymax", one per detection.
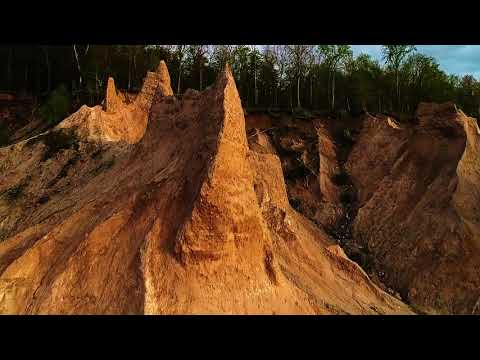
[
  {"xmin": 39, "ymin": 84, "xmax": 71, "ymax": 126},
  {"xmin": 267, "ymin": 110, "xmax": 281, "ymax": 119},
  {"xmin": 292, "ymin": 107, "xmax": 314, "ymax": 120},
  {"xmin": 41, "ymin": 130, "xmax": 79, "ymax": 161}
]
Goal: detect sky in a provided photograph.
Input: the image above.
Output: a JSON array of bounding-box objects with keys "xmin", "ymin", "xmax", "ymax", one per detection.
[{"xmin": 351, "ymin": 45, "xmax": 480, "ymax": 79}]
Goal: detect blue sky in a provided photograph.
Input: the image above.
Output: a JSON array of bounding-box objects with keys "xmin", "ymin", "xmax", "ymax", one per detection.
[{"xmin": 351, "ymin": 45, "xmax": 480, "ymax": 79}]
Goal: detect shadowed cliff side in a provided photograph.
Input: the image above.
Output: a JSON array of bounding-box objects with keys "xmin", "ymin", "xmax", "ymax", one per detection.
[{"xmin": 346, "ymin": 103, "xmax": 480, "ymax": 314}]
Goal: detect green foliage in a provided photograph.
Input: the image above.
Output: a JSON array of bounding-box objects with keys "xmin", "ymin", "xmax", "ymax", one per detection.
[
  {"xmin": 346, "ymin": 53, "xmax": 383, "ymax": 112},
  {"xmin": 41, "ymin": 130, "xmax": 79, "ymax": 161},
  {"xmin": 382, "ymin": 45, "xmax": 417, "ymax": 69},
  {"xmin": 210, "ymin": 45, "xmax": 237, "ymax": 72},
  {"xmin": 39, "ymin": 84, "xmax": 70, "ymax": 126},
  {"xmin": 292, "ymin": 107, "xmax": 314, "ymax": 119},
  {"xmin": 318, "ymin": 45, "xmax": 353, "ymax": 110},
  {"xmin": 318, "ymin": 45, "xmax": 352, "ymax": 69},
  {"xmin": 25, "ymin": 129, "xmax": 79, "ymax": 161},
  {"xmin": 2, "ymin": 44, "xmax": 480, "ymax": 119}
]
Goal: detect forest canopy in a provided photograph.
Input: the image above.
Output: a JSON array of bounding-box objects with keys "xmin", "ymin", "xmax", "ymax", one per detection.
[{"xmin": 1, "ymin": 45, "xmax": 479, "ymax": 118}]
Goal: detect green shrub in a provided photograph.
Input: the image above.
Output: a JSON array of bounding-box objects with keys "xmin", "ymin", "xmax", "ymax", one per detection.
[
  {"xmin": 292, "ymin": 107, "xmax": 313, "ymax": 120},
  {"xmin": 41, "ymin": 130, "xmax": 79, "ymax": 161},
  {"xmin": 39, "ymin": 84, "xmax": 71, "ymax": 126},
  {"xmin": 26, "ymin": 129, "xmax": 79, "ymax": 161}
]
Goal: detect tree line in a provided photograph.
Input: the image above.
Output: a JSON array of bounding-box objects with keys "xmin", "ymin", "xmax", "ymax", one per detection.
[{"xmin": 1, "ymin": 45, "xmax": 480, "ymax": 118}]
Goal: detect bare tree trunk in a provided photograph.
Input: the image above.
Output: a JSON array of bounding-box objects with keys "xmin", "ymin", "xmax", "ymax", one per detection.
[
  {"xmin": 331, "ymin": 70, "xmax": 336, "ymax": 111},
  {"xmin": 310, "ymin": 76, "xmax": 313, "ymax": 108},
  {"xmin": 327, "ymin": 70, "xmax": 331, "ymax": 110},
  {"xmin": 289, "ymin": 85, "xmax": 292, "ymax": 110},
  {"xmin": 128, "ymin": 53, "xmax": 132, "ymax": 91},
  {"xmin": 104, "ymin": 46, "xmax": 109, "ymax": 71},
  {"xmin": 24, "ymin": 64, "xmax": 28, "ymax": 91},
  {"xmin": 274, "ymin": 82, "xmax": 278, "ymax": 107},
  {"xmin": 73, "ymin": 45, "xmax": 82, "ymax": 93},
  {"xmin": 7, "ymin": 47, "xmax": 13, "ymax": 91},
  {"xmin": 245, "ymin": 78, "xmax": 249, "ymax": 107},
  {"xmin": 177, "ymin": 64, "xmax": 182, "ymax": 95},
  {"xmin": 296, "ymin": 76, "xmax": 301, "ymax": 108},
  {"xmin": 396, "ymin": 69, "xmax": 400, "ymax": 111},
  {"xmin": 42, "ymin": 46, "xmax": 51, "ymax": 93},
  {"xmin": 254, "ymin": 66, "xmax": 258, "ymax": 106},
  {"xmin": 133, "ymin": 51, "xmax": 137, "ymax": 89},
  {"xmin": 95, "ymin": 65, "xmax": 99, "ymax": 101}
]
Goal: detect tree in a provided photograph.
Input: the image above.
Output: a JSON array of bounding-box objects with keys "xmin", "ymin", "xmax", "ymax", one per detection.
[
  {"xmin": 261, "ymin": 46, "xmax": 278, "ymax": 107},
  {"xmin": 168, "ymin": 45, "xmax": 188, "ymax": 95},
  {"xmin": 210, "ymin": 45, "xmax": 237, "ymax": 71},
  {"xmin": 73, "ymin": 44, "xmax": 91, "ymax": 99},
  {"xmin": 4, "ymin": 44, "xmax": 480, "ymax": 119},
  {"xmin": 346, "ymin": 53, "xmax": 382, "ymax": 112},
  {"xmin": 306, "ymin": 49, "xmax": 319, "ymax": 108},
  {"xmin": 270, "ymin": 45, "xmax": 289, "ymax": 107},
  {"xmin": 186, "ymin": 45, "xmax": 209, "ymax": 91},
  {"xmin": 318, "ymin": 45, "xmax": 352, "ymax": 111},
  {"xmin": 232, "ymin": 45, "xmax": 252, "ymax": 104},
  {"xmin": 6, "ymin": 47, "xmax": 13, "ymax": 91},
  {"xmin": 457, "ymin": 74, "xmax": 480, "ymax": 116},
  {"xmin": 382, "ymin": 45, "xmax": 416, "ymax": 111},
  {"xmin": 286, "ymin": 45, "xmax": 314, "ymax": 108},
  {"xmin": 249, "ymin": 47, "xmax": 262, "ymax": 106},
  {"xmin": 115, "ymin": 45, "xmax": 143, "ymax": 91},
  {"xmin": 401, "ymin": 53, "xmax": 442, "ymax": 111},
  {"xmin": 41, "ymin": 46, "xmax": 51, "ymax": 94}
]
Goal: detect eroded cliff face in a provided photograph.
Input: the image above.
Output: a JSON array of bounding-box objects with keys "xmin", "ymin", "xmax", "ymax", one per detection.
[
  {"xmin": 346, "ymin": 104, "xmax": 480, "ymax": 314},
  {"xmin": 0, "ymin": 63, "xmax": 410, "ymax": 315},
  {"xmin": 246, "ymin": 114, "xmax": 322, "ymax": 222},
  {"xmin": 246, "ymin": 106, "xmax": 480, "ymax": 315}
]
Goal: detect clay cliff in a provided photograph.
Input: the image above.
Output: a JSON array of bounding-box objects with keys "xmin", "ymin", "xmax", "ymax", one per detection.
[
  {"xmin": 346, "ymin": 104, "xmax": 480, "ymax": 314},
  {"xmin": 246, "ymin": 105, "xmax": 480, "ymax": 315},
  {"xmin": 0, "ymin": 63, "xmax": 410, "ymax": 314}
]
